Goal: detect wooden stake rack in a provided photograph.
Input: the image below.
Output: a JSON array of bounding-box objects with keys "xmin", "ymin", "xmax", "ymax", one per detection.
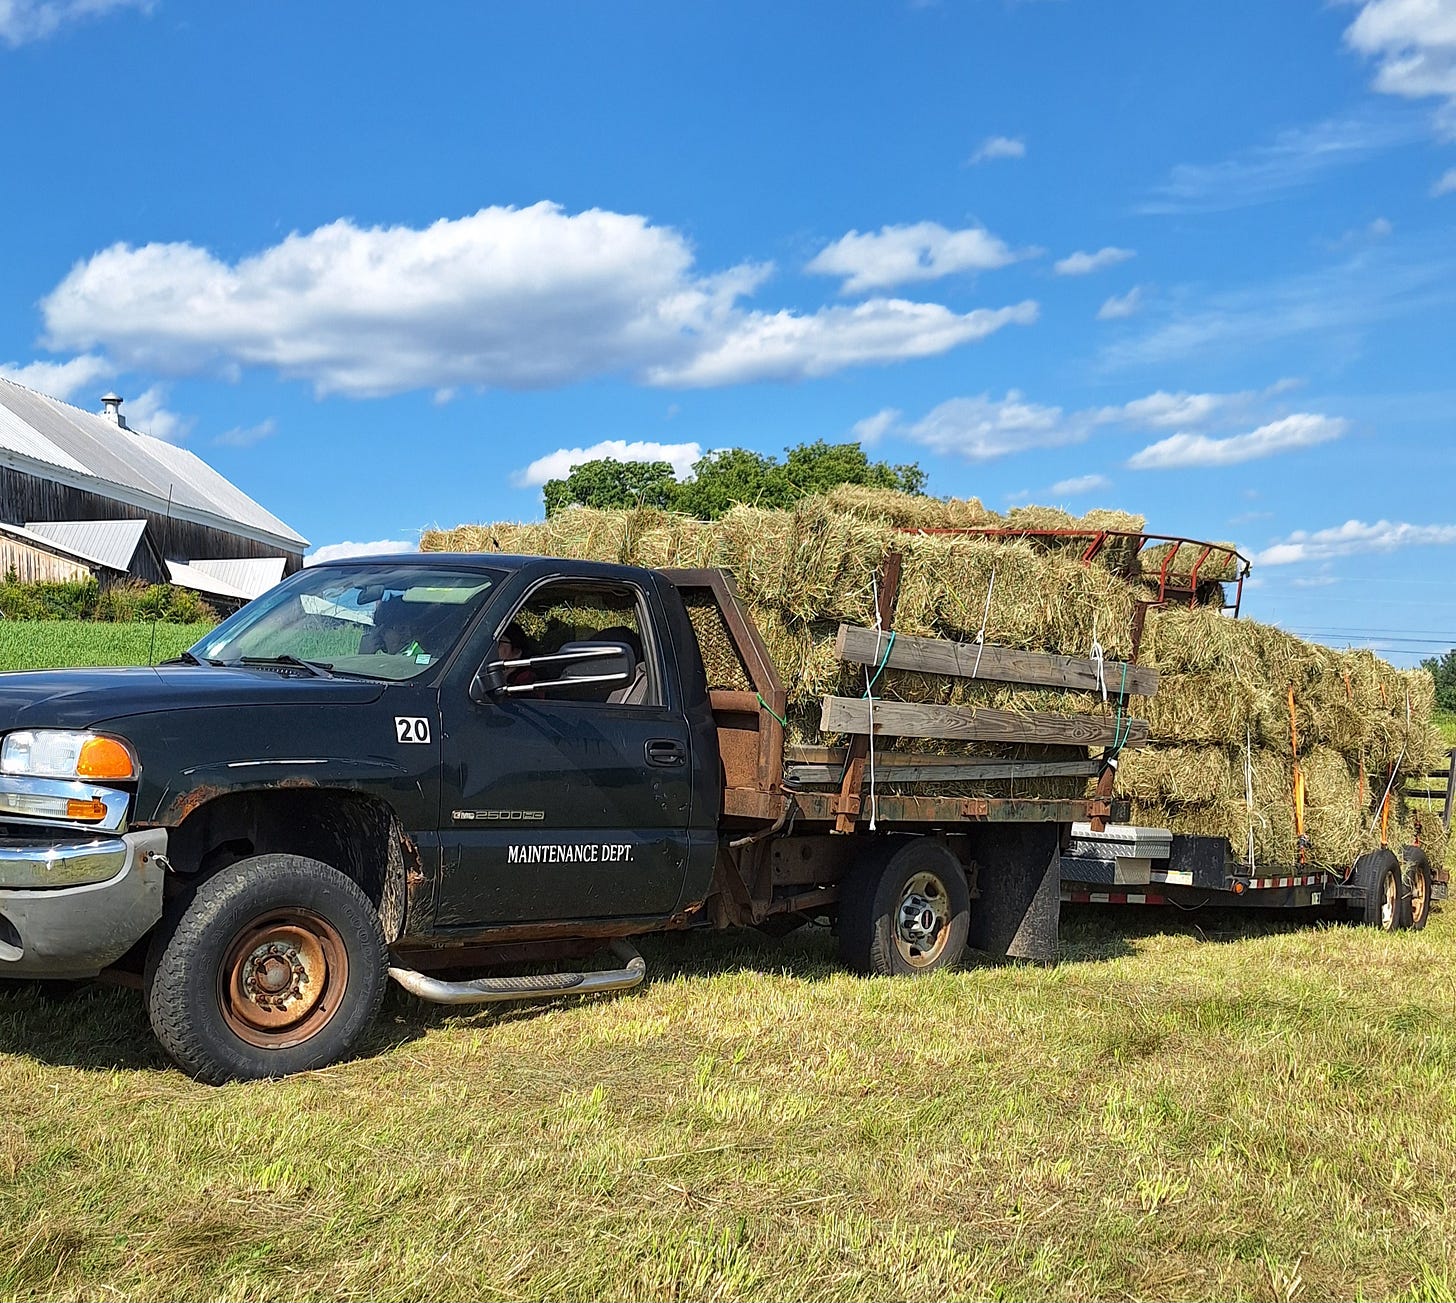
[{"xmin": 822, "ymin": 601, "xmax": 1156, "ymax": 834}]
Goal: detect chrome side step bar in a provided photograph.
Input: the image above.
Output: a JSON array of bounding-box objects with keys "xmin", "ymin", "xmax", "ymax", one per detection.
[{"xmin": 387, "ymin": 939, "xmax": 646, "ymax": 1006}]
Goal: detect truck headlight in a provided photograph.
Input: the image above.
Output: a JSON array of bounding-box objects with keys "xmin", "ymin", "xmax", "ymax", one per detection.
[{"xmin": 0, "ymin": 731, "xmax": 139, "ymax": 782}]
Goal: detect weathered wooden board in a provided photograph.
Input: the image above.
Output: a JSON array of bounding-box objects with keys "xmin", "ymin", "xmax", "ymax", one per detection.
[
  {"xmin": 820, "ymin": 696, "xmax": 1149, "ymax": 747},
  {"xmin": 786, "ymin": 758, "xmax": 1102, "ymax": 785},
  {"xmin": 835, "ymin": 624, "xmax": 1158, "ymax": 697}
]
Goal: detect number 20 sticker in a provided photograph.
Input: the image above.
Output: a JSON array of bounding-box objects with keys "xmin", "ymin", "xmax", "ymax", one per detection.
[{"xmin": 395, "ymin": 716, "xmax": 431, "ymax": 744}]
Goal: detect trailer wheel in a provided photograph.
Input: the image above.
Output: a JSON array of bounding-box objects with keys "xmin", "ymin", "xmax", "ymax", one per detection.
[
  {"xmin": 145, "ymin": 854, "xmax": 387, "ymax": 1084},
  {"xmin": 1356, "ymin": 849, "xmax": 1408, "ymax": 932},
  {"xmin": 839, "ymin": 839, "xmax": 970, "ymax": 976},
  {"xmin": 1404, "ymin": 849, "xmax": 1433, "ymax": 932}
]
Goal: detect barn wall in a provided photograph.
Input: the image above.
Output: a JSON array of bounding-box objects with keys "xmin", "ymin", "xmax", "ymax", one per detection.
[
  {"xmin": 0, "ymin": 465, "xmax": 303, "ymax": 577},
  {"xmin": 0, "ymin": 538, "xmax": 93, "ymax": 583}
]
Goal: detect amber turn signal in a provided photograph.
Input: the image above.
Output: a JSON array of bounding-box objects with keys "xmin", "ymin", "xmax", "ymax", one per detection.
[
  {"xmin": 76, "ymin": 736, "xmax": 137, "ymax": 781},
  {"xmin": 64, "ymin": 798, "xmax": 109, "ymax": 821}
]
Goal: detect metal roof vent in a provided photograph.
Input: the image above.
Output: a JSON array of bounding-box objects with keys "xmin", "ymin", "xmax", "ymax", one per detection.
[{"xmin": 99, "ymin": 393, "xmax": 127, "ymax": 429}]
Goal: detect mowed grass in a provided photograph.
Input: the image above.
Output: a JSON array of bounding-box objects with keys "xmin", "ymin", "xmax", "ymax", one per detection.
[
  {"xmin": 0, "ymin": 620, "xmax": 215, "ymax": 672},
  {"xmin": 5, "ymin": 631, "xmax": 1456, "ymax": 1299},
  {"xmin": 4, "ymin": 916, "xmax": 1456, "ymax": 1301}
]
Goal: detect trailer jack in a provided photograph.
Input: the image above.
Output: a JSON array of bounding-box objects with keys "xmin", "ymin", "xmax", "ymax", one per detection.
[{"xmin": 386, "ymin": 939, "xmax": 646, "ymax": 1005}]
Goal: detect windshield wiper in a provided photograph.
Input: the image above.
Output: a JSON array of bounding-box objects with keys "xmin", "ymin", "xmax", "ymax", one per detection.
[
  {"xmin": 160, "ymin": 650, "xmax": 229, "ymax": 667},
  {"xmin": 239, "ymin": 654, "xmax": 335, "ymax": 679}
]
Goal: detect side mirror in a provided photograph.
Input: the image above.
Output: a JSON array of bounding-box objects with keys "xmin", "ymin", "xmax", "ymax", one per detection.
[{"xmin": 469, "ymin": 659, "xmax": 506, "ymax": 703}]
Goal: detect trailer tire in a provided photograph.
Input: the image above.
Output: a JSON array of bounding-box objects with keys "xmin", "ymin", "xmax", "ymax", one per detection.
[
  {"xmin": 145, "ymin": 854, "xmax": 387, "ymax": 1084},
  {"xmin": 1403, "ymin": 848, "xmax": 1433, "ymax": 932},
  {"xmin": 1356, "ymin": 849, "xmax": 1408, "ymax": 932},
  {"xmin": 839, "ymin": 839, "xmax": 970, "ymax": 976}
]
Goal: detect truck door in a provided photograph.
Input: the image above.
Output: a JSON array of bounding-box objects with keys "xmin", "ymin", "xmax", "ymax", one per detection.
[{"xmin": 434, "ymin": 577, "xmax": 695, "ymax": 928}]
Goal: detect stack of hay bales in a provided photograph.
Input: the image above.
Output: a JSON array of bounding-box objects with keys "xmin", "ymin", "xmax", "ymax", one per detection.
[
  {"xmin": 1127, "ymin": 606, "xmax": 1448, "ymax": 871},
  {"xmin": 423, "ymin": 492, "xmax": 1445, "ymax": 869}
]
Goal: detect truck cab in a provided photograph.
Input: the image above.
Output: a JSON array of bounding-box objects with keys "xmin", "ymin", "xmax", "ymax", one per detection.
[{"xmin": 0, "ymin": 555, "xmax": 723, "ymax": 1081}]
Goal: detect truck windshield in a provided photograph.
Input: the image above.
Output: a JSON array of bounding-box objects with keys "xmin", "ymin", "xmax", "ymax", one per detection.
[{"xmin": 189, "ymin": 563, "xmax": 504, "ymax": 681}]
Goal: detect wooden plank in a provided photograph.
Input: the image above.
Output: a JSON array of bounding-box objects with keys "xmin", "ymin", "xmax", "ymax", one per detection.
[
  {"xmin": 820, "ymin": 696, "xmax": 1149, "ymax": 748},
  {"xmin": 786, "ymin": 759, "xmax": 1102, "ymax": 785},
  {"xmin": 789, "ymin": 789, "xmax": 1118, "ymax": 826},
  {"xmin": 835, "ymin": 624, "xmax": 1158, "ymax": 697}
]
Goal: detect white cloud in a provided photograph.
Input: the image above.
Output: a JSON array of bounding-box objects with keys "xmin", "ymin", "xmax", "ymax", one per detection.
[
  {"xmin": 1369, "ymin": 215, "xmax": 1395, "ymax": 236},
  {"xmin": 1127, "ymin": 413, "xmax": 1347, "ymax": 470},
  {"xmin": 896, "ymin": 391, "xmax": 1087, "ymax": 461},
  {"xmin": 806, "ymin": 221, "xmax": 1026, "ymax": 293},
  {"xmin": 0, "ymin": 353, "xmax": 111, "ymax": 401},
  {"xmin": 1345, "ymin": 0, "xmax": 1456, "ymax": 120},
  {"xmin": 123, "ymin": 385, "xmax": 192, "ymax": 444},
  {"xmin": 1139, "ymin": 111, "xmax": 1426, "ymax": 213},
  {"xmin": 969, "ymin": 135, "xmax": 1026, "ymax": 164},
  {"xmin": 1435, "ymin": 167, "xmax": 1456, "ymax": 194},
  {"xmin": 513, "ymin": 439, "xmax": 703, "ymax": 488},
  {"xmin": 1049, "ymin": 473, "xmax": 1111, "ymax": 496},
  {"xmin": 1096, "ymin": 287, "xmax": 1143, "ymax": 320},
  {"xmin": 0, "ymin": 0, "xmax": 146, "ymax": 47},
  {"xmin": 213, "ymin": 418, "xmax": 278, "ymax": 448},
  {"xmin": 41, "ymin": 203, "xmax": 1026, "ymax": 396},
  {"xmin": 1053, "ymin": 247, "xmax": 1135, "ymax": 276},
  {"xmin": 1106, "ymin": 388, "xmax": 1241, "ymax": 430},
  {"xmin": 647, "ymin": 298, "xmax": 1039, "ymax": 388},
  {"xmin": 306, "ymin": 538, "xmax": 419, "ymax": 566},
  {"xmin": 1255, "ymin": 518, "xmax": 1456, "ymax": 566},
  {"xmin": 850, "ymin": 408, "xmax": 900, "ymax": 446}
]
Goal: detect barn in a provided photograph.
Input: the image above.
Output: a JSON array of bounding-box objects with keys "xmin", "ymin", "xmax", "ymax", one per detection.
[{"xmin": 0, "ymin": 378, "xmax": 306, "ymax": 605}]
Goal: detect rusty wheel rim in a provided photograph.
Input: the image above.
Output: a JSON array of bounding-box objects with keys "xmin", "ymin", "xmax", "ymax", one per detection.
[
  {"xmin": 219, "ymin": 909, "xmax": 348, "ymax": 1049},
  {"xmin": 895, "ymin": 870, "xmax": 951, "ymax": 968},
  {"xmin": 1381, "ymin": 870, "xmax": 1399, "ymax": 931},
  {"xmin": 1412, "ymin": 869, "xmax": 1429, "ymax": 926}
]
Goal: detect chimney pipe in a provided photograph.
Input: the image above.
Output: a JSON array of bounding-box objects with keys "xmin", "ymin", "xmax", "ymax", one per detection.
[{"xmin": 100, "ymin": 393, "xmax": 127, "ymax": 429}]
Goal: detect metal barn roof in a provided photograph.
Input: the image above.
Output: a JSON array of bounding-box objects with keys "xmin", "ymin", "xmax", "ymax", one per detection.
[
  {"xmin": 164, "ymin": 560, "xmax": 253, "ymax": 601},
  {"xmin": 0, "ymin": 377, "xmax": 307, "ymax": 551},
  {"xmin": 188, "ymin": 556, "xmax": 288, "ymax": 600},
  {"xmin": 24, "ymin": 519, "xmax": 149, "ymax": 572}
]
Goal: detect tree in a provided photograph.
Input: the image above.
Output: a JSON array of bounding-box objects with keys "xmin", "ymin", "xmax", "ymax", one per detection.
[
  {"xmin": 543, "ymin": 440, "xmax": 928, "ymax": 519},
  {"xmin": 1420, "ymin": 649, "xmax": 1456, "ymax": 714},
  {"xmin": 542, "ymin": 459, "xmax": 678, "ymax": 515}
]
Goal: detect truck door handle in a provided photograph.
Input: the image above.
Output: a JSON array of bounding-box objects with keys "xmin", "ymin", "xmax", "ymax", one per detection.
[{"xmin": 646, "ymin": 738, "xmax": 686, "ymax": 767}]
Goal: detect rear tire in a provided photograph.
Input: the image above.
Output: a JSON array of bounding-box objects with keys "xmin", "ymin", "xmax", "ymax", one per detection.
[
  {"xmin": 839, "ymin": 839, "xmax": 970, "ymax": 976},
  {"xmin": 1404, "ymin": 849, "xmax": 1433, "ymax": 932},
  {"xmin": 145, "ymin": 854, "xmax": 387, "ymax": 1084},
  {"xmin": 1357, "ymin": 850, "xmax": 1408, "ymax": 932}
]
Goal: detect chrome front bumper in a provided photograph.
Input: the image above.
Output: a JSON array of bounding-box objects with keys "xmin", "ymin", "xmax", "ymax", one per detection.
[{"xmin": 0, "ymin": 827, "xmax": 167, "ymax": 978}]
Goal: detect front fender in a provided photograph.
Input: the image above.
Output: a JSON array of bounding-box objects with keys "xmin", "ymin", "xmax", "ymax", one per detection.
[{"xmin": 148, "ymin": 757, "xmax": 419, "ymax": 825}]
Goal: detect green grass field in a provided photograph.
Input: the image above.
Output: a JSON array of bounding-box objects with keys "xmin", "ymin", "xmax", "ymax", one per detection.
[
  {"xmin": 2, "ymin": 916, "xmax": 1455, "ymax": 1301},
  {"xmin": 0, "ymin": 621, "xmax": 215, "ymax": 672},
  {"xmin": 3, "ymin": 628, "xmax": 1455, "ymax": 1300}
]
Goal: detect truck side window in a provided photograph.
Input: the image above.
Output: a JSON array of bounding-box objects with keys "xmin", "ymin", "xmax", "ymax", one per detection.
[{"xmin": 502, "ymin": 581, "xmax": 658, "ymax": 707}]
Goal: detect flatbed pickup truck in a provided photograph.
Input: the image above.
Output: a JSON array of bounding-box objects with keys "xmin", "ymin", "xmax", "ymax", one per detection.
[{"xmin": 0, "ymin": 551, "xmax": 1419, "ymax": 1082}]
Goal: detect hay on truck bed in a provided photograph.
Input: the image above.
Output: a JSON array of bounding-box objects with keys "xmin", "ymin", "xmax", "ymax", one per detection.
[{"xmin": 423, "ymin": 491, "xmax": 1445, "ymax": 869}]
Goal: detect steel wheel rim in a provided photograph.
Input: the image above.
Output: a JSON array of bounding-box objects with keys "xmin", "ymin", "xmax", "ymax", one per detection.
[
  {"xmin": 895, "ymin": 870, "xmax": 951, "ymax": 968},
  {"xmin": 1381, "ymin": 870, "xmax": 1398, "ymax": 931},
  {"xmin": 219, "ymin": 908, "xmax": 348, "ymax": 1049},
  {"xmin": 1412, "ymin": 869, "xmax": 1429, "ymax": 925}
]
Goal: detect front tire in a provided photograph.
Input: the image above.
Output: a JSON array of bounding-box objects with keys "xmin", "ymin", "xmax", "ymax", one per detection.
[
  {"xmin": 145, "ymin": 854, "xmax": 387, "ymax": 1084},
  {"xmin": 839, "ymin": 839, "xmax": 971, "ymax": 976}
]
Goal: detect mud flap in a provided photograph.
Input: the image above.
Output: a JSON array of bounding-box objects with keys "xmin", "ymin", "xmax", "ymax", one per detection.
[{"xmin": 966, "ymin": 823, "xmax": 1061, "ymax": 964}]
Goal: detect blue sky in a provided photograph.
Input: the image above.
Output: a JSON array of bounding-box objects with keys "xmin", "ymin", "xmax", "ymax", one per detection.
[{"xmin": 2, "ymin": 0, "xmax": 1454, "ymax": 663}]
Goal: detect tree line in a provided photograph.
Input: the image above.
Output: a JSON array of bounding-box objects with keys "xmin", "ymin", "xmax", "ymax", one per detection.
[{"xmin": 543, "ymin": 440, "xmax": 926, "ymax": 519}]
